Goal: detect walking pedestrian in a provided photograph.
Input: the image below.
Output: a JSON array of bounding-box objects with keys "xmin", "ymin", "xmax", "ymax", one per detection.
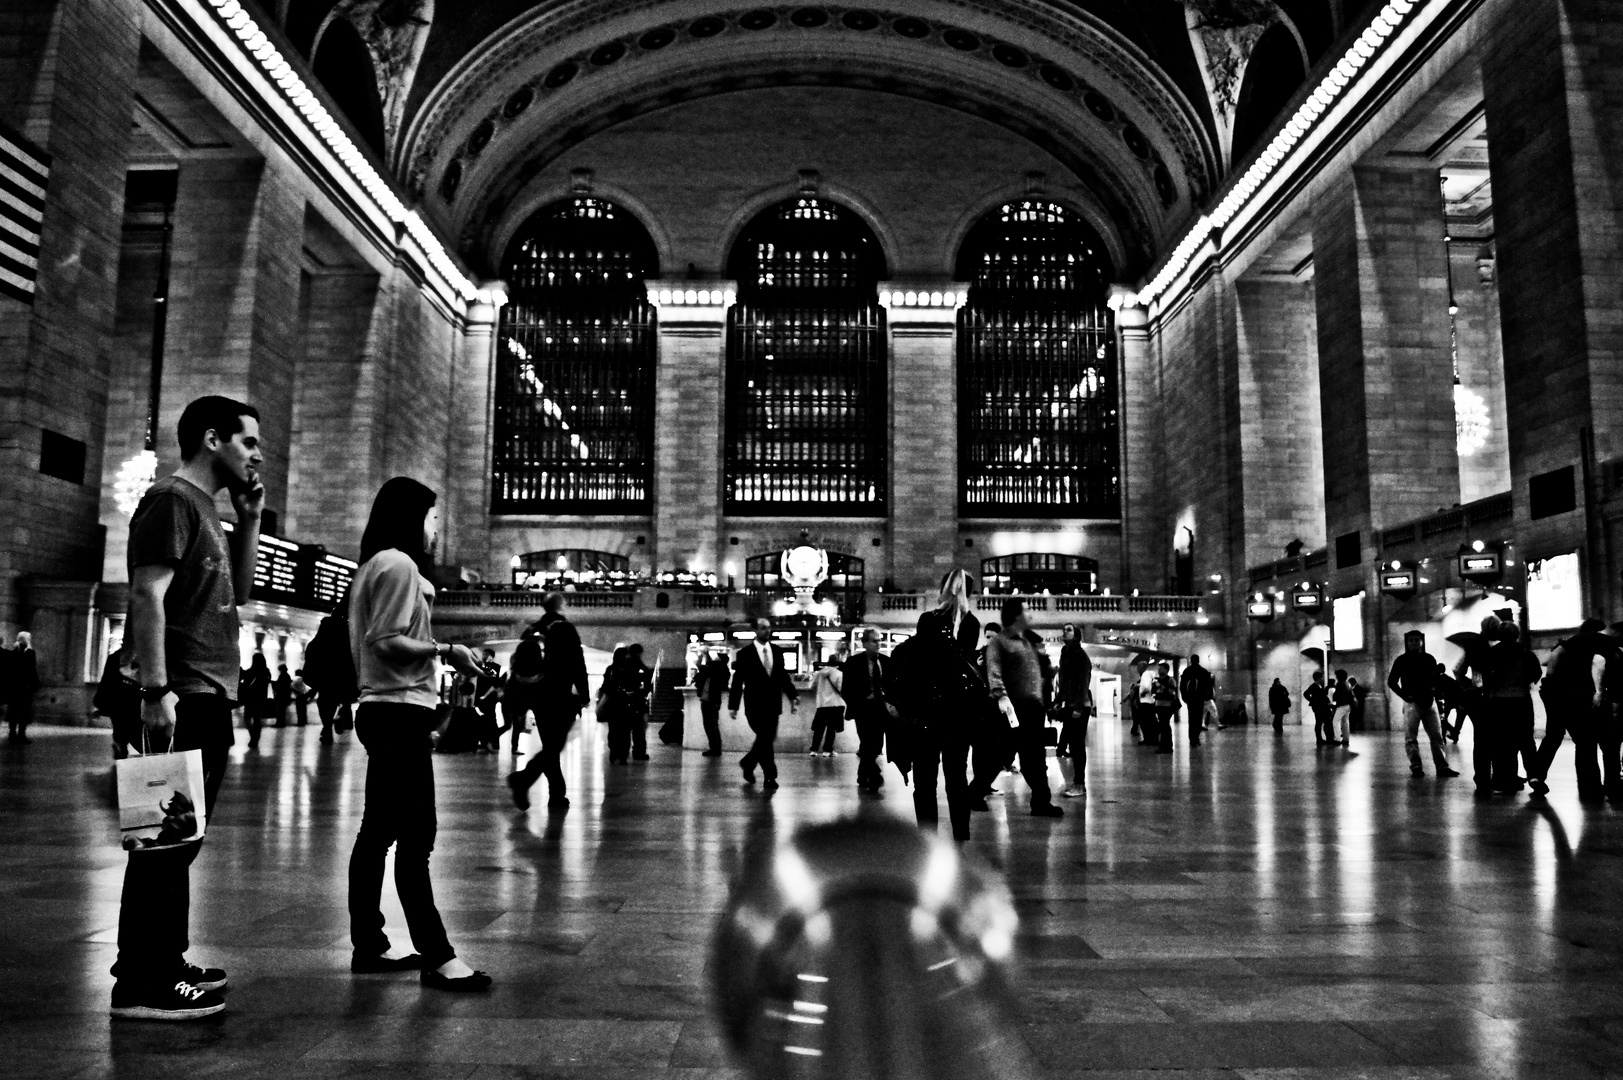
[
  {"xmin": 985, "ymin": 599, "xmax": 1062, "ymax": 817},
  {"xmin": 1330, "ymin": 669, "xmax": 1353, "ymax": 746},
  {"xmin": 626, "ymin": 643, "xmax": 654, "ymax": 760},
  {"xmin": 728, "ymin": 617, "xmax": 798, "ymax": 791},
  {"xmin": 1305, "ymin": 670, "xmax": 1333, "ymax": 745},
  {"xmin": 1387, "ymin": 630, "xmax": 1456, "ymax": 777},
  {"xmin": 842, "ymin": 627, "xmax": 896, "ymax": 791},
  {"xmin": 304, "ymin": 604, "xmax": 357, "ymax": 744},
  {"xmin": 5, "ymin": 632, "xmax": 39, "ymax": 743},
  {"xmin": 346, "ymin": 476, "xmax": 490, "ymax": 991},
  {"xmin": 906, "ymin": 569, "xmax": 982, "ymax": 837},
  {"xmin": 1530, "ymin": 618, "xmax": 1615, "ymax": 801},
  {"xmin": 807, "ymin": 650, "xmax": 845, "ymax": 756},
  {"xmin": 240, "ymin": 654, "xmax": 271, "ymax": 750},
  {"xmin": 695, "ymin": 647, "xmax": 730, "ymax": 757},
  {"xmin": 1179, "ymin": 654, "xmax": 1214, "ymax": 746},
  {"xmin": 111, "ymin": 394, "xmax": 264, "ymax": 1020},
  {"xmin": 1152, "ymin": 662, "xmax": 1179, "ymax": 754},
  {"xmin": 506, "ymin": 594, "xmax": 590, "ymax": 810},
  {"xmin": 1054, "ymin": 623, "xmax": 1091, "ymax": 796}
]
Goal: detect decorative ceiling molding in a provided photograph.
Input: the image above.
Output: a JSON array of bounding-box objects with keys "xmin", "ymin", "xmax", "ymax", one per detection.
[
  {"xmin": 397, "ymin": 0, "xmax": 1223, "ymax": 260},
  {"xmin": 326, "ymin": 0, "xmax": 437, "ymax": 149}
]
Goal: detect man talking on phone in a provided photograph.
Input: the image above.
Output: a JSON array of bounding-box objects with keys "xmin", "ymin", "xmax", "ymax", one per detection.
[{"xmin": 111, "ymin": 396, "xmax": 264, "ymax": 1021}]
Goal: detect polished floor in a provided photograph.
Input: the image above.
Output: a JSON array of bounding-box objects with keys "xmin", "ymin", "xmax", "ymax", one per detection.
[{"xmin": 4, "ymin": 711, "xmax": 1623, "ymax": 1079}]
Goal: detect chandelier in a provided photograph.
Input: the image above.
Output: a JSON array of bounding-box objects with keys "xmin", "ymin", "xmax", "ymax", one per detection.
[
  {"xmin": 1455, "ymin": 384, "xmax": 1489, "ymax": 458},
  {"xmin": 114, "ymin": 450, "xmax": 158, "ymax": 516}
]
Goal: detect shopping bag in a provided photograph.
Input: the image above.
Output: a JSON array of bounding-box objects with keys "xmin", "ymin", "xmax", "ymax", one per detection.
[{"xmin": 115, "ymin": 746, "xmax": 207, "ymax": 850}]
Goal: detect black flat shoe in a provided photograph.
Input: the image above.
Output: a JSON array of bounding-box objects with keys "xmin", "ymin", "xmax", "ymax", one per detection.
[
  {"xmin": 421, "ymin": 969, "xmax": 492, "ymax": 992},
  {"xmin": 352, "ymin": 953, "xmax": 422, "ymax": 973}
]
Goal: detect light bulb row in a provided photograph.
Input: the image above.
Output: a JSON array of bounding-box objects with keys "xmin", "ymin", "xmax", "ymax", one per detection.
[{"xmin": 1136, "ymin": 0, "xmax": 1420, "ymax": 310}]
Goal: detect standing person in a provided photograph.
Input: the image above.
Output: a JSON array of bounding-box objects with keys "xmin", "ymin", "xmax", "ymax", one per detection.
[
  {"xmin": 475, "ymin": 651, "xmax": 504, "ymax": 753},
  {"xmin": 728, "ymin": 617, "xmax": 798, "ymax": 791},
  {"xmin": 241, "ymin": 655, "xmax": 272, "ymax": 748},
  {"xmin": 97, "ymin": 643, "xmax": 144, "ymax": 760},
  {"xmin": 626, "ymin": 643, "xmax": 654, "ymax": 761},
  {"xmin": 273, "ymin": 664, "xmax": 293, "ymax": 727},
  {"xmin": 909, "ymin": 570, "xmax": 982, "ymax": 836},
  {"xmin": 347, "ymin": 477, "xmax": 490, "ymax": 991},
  {"xmin": 1053, "ymin": 623, "xmax": 1092, "ymax": 797},
  {"xmin": 1268, "ymin": 678, "xmax": 1291, "ymax": 732},
  {"xmin": 6, "ymin": 632, "xmax": 39, "ymax": 743},
  {"xmin": 1530, "ymin": 619, "xmax": 1613, "ymax": 801},
  {"xmin": 807, "ymin": 652, "xmax": 846, "ymax": 756},
  {"xmin": 1136, "ymin": 663, "xmax": 1161, "ymax": 747},
  {"xmin": 291, "ymin": 668, "xmax": 312, "ymax": 728},
  {"xmin": 1152, "ymin": 663, "xmax": 1179, "ymax": 754},
  {"xmin": 112, "ymin": 395, "xmax": 264, "ymax": 1020},
  {"xmin": 1386, "ymin": 630, "xmax": 1456, "ymax": 777},
  {"xmin": 1348, "ymin": 676, "xmax": 1368, "ymax": 732},
  {"xmin": 1453, "ymin": 614, "xmax": 1504, "ymax": 793},
  {"xmin": 600, "ymin": 646, "xmax": 634, "ymax": 764},
  {"xmin": 985, "ymin": 599, "xmax": 1062, "ymax": 817},
  {"xmin": 304, "ymin": 603, "xmax": 358, "ymax": 745},
  {"xmin": 1484, "ymin": 623, "xmax": 1542, "ymax": 794},
  {"xmin": 1179, "ymin": 654, "xmax": 1215, "ymax": 747},
  {"xmin": 694, "ymin": 647, "xmax": 730, "ymax": 757},
  {"xmin": 843, "ymin": 628, "xmax": 898, "ymax": 791},
  {"xmin": 1304, "ymin": 670, "xmax": 1333, "ymax": 745},
  {"xmin": 1329, "ymin": 670, "xmax": 1354, "ymax": 746},
  {"xmin": 507, "ymin": 594, "xmax": 590, "ymax": 810}
]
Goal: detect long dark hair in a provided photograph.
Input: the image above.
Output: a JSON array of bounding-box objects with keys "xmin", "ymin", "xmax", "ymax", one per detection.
[{"xmin": 359, "ymin": 477, "xmax": 437, "ymax": 572}]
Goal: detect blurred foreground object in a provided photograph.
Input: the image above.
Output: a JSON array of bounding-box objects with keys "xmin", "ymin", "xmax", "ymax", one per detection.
[{"xmin": 713, "ymin": 815, "xmax": 1037, "ymax": 1080}]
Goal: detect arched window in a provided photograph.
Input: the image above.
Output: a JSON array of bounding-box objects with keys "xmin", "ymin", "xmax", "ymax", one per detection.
[
  {"xmin": 513, "ymin": 549, "xmax": 633, "ymax": 589},
  {"xmin": 956, "ymin": 200, "xmax": 1118, "ymax": 518},
  {"xmin": 981, "ymin": 553, "xmax": 1099, "ymax": 595},
  {"xmin": 725, "ymin": 198, "xmax": 887, "ymax": 513},
  {"xmin": 492, "ymin": 198, "xmax": 658, "ymax": 513}
]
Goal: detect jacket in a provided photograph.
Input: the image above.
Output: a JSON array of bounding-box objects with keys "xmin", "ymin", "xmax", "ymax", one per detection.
[
  {"xmin": 728, "ymin": 641, "xmax": 798, "ymax": 719},
  {"xmin": 841, "ymin": 651, "xmax": 894, "ymax": 714},
  {"xmin": 531, "ymin": 611, "xmax": 590, "ymax": 705},
  {"xmin": 1179, "ymin": 663, "xmax": 1214, "ymax": 706},
  {"xmin": 1268, "ymin": 682, "xmax": 1291, "ymax": 714}
]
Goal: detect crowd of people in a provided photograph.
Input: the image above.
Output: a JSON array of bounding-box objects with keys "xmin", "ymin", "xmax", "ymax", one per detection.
[{"xmin": 61, "ymin": 392, "xmax": 1623, "ymax": 1025}]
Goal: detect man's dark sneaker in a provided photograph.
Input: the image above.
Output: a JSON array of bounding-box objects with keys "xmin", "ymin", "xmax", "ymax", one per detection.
[
  {"xmin": 1030, "ymin": 804, "xmax": 1064, "ymax": 818},
  {"xmin": 1411, "ymin": 766, "xmax": 1425, "ymax": 777},
  {"xmin": 352, "ymin": 952, "xmax": 422, "ymax": 974},
  {"xmin": 180, "ymin": 962, "xmax": 227, "ymax": 991},
  {"xmin": 547, "ymin": 797, "xmax": 570, "ymax": 811},
  {"xmin": 1439, "ymin": 768, "xmax": 1460, "ymax": 778},
  {"xmin": 110, "ymin": 980, "xmax": 225, "ymax": 1020},
  {"xmin": 969, "ymin": 797, "xmax": 990, "ymax": 812},
  {"xmin": 701, "ymin": 749, "xmax": 722, "ymax": 757}
]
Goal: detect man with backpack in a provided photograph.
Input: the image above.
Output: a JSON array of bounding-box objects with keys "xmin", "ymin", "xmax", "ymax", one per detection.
[
  {"xmin": 304, "ymin": 606, "xmax": 358, "ymax": 745},
  {"xmin": 503, "ymin": 629, "xmax": 545, "ymax": 756},
  {"xmin": 507, "ymin": 593, "xmax": 590, "ymax": 811}
]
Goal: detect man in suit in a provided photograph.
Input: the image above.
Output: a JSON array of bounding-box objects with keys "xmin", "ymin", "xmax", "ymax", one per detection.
[
  {"xmin": 842, "ymin": 627, "xmax": 898, "ymax": 791},
  {"xmin": 729, "ymin": 617, "xmax": 798, "ymax": 790}
]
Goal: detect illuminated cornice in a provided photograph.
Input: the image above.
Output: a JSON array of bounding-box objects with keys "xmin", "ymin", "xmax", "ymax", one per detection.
[
  {"xmin": 182, "ymin": 0, "xmax": 498, "ymax": 310},
  {"xmin": 647, "ymin": 284, "xmax": 738, "ymax": 308},
  {"xmin": 1132, "ymin": 0, "xmax": 1422, "ymax": 312}
]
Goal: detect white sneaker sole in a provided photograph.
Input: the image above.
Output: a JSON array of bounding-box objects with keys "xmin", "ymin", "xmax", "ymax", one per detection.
[{"xmin": 110, "ymin": 1001, "xmax": 225, "ymax": 1021}]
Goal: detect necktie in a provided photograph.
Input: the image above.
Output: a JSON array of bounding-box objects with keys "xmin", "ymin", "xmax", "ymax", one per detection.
[{"xmin": 760, "ymin": 644, "xmax": 771, "ymax": 672}]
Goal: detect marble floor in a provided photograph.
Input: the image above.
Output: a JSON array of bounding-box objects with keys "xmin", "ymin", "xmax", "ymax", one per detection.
[{"xmin": 5, "ymin": 713, "xmax": 1623, "ymax": 1080}]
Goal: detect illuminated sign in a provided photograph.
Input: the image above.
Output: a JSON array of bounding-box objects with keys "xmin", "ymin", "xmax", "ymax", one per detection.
[
  {"xmin": 253, "ymin": 535, "xmax": 299, "ymax": 599},
  {"xmin": 1458, "ymin": 552, "xmax": 1503, "ymax": 577},
  {"xmin": 1527, "ymin": 552, "xmax": 1582, "ymax": 632},
  {"xmin": 1381, "ymin": 571, "xmax": 1416, "ymax": 593},
  {"xmin": 1292, "ymin": 588, "xmax": 1323, "ymax": 611},
  {"xmin": 1246, "ymin": 599, "xmax": 1275, "ymax": 620}
]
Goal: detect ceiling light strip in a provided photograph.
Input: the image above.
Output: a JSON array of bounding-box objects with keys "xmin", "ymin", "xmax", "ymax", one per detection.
[
  {"xmin": 1132, "ymin": 0, "xmax": 1420, "ymax": 310},
  {"xmin": 201, "ymin": 0, "xmax": 496, "ymax": 307}
]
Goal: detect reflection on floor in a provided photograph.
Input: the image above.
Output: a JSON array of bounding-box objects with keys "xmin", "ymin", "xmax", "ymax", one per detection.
[{"xmin": 4, "ymin": 713, "xmax": 1623, "ymax": 1079}]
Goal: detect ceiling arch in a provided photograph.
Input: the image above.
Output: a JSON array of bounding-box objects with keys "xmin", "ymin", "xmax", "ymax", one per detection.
[{"xmin": 398, "ymin": 0, "xmax": 1224, "ymax": 278}]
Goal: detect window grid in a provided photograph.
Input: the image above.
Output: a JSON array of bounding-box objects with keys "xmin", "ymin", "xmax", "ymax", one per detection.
[
  {"xmin": 958, "ymin": 201, "xmax": 1119, "ymax": 518},
  {"xmin": 726, "ymin": 198, "xmax": 887, "ymax": 514},
  {"xmin": 492, "ymin": 200, "xmax": 656, "ymax": 514}
]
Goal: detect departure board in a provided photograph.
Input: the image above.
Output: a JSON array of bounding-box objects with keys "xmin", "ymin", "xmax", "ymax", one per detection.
[
  {"xmin": 254, "ymin": 535, "xmax": 300, "ymax": 598},
  {"xmin": 310, "ymin": 554, "xmax": 356, "ymax": 611}
]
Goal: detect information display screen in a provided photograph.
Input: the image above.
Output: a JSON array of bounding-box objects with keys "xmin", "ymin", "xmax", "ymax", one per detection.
[
  {"xmin": 310, "ymin": 554, "xmax": 356, "ymax": 611},
  {"xmin": 254, "ymin": 535, "xmax": 299, "ymax": 598}
]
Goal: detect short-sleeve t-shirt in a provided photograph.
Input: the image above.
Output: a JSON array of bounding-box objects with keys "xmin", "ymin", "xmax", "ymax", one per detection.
[
  {"xmin": 127, "ymin": 475, "xmax": 241, "ymax": 699},
  {"xmin": 349, "ymin": 548, "xmax": 437, "ymax": 709}
]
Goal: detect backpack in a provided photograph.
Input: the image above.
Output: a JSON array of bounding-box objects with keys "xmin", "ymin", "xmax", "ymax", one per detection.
[{"xmin": 510, "ymin": 637, "xmax": 544, "ymax": 685}]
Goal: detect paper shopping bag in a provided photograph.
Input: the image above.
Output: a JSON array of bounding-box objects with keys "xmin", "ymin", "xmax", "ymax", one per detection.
[{"xmin": 115, "ymin": 748, "xmax": 207, "ymax": 850}]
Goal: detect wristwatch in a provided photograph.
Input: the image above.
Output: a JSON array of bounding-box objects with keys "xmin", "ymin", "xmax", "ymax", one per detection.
[{"xmin": 140, "ymin": 683, "xmax": 173, "ymax": 702}]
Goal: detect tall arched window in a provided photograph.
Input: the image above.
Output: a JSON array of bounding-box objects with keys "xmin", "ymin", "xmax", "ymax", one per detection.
[
  {"xmin": 492, "ymin": 198, "xmax": 658, "ymax": 513},
  {"xmin": 725, "ymin": 197, "xmax": 887, "ymax": 513},
  {"xmin": 956, "ymin": 200, "xmax": 1118, "ymax": 518}
]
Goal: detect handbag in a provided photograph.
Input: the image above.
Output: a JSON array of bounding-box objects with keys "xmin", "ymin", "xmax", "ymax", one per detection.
[{"xmin": 115, "ymin": 726, "xmax": 207, "ymax": 851}]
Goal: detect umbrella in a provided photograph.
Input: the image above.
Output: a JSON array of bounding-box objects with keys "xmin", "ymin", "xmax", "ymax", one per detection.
[{"xmin": 1445, "ymin": 631, "xmax": 1488, "ymax": 653}]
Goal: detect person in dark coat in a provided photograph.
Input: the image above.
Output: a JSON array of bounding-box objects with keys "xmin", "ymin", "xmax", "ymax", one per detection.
[
  {"xmin": 1054, "ymin": 623, "xmax": 1092, "ymax": 797},
  {"xmin": 599, "ymin": 646, "xmax": 635, "ymax": 763},
  {"xmin": 241, "ymin": 654, "xmax": 272, "ymax": 750},
  {"xmin": 273, "ymin": 665, "xmax": 293, "ymax": 727},
  {"xmin": 304, "ymin": 606, "xmax": 358, "ymax": 744},
  {"xmin": 1304, "ymin": 670, "xmax": 1333, "ymax": 745},
  {"xmin": 694, "ymin": 648, "xmax": 730, "ymax": 757},
  {"xmin": 907, "ymin": 569, "xmax": 982, "ymax": 838},
  {"xmin": 1530, "ymin": 618, "xmax": 1616, "ymax": 801},
  {"xmin": 843, "ymin": 627, "xmax": 898, "ymax": 791},
  {"xmin": 6, "ymin": 631, "xmax": 39, "ymax": 743},
  {"xmin": 507, "ymin": 593, "xmax": 590, "ymax": 811},
  {"xmin": 97, "ymin": 644, "xmax": 144, "ymax": 759},
  {"xmin": 728, "ymin": 617, "xmax": 799, "ymax": 790},
  {"xmin": 1268, "ymin": 678, "xmax": 1291, "ymax": 732},
  {"xmin": 1179, "ymin": 654, "xmax": 1214, "ymax": 746}
]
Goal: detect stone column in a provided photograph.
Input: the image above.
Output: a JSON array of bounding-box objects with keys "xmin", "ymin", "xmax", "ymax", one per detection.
[
  {"xmin": 1482, "ymin": 0, "xmax": 1623, "ymax": 617},
  {"xmin": 0, "ymin": 0, "xmax": 140, "ymax": 636},
  {"xmin": 160, "ymin": 156, "xmax": 306, "ymax": 525},
  {"xmin": 1311, "ymin": 165, "xmax": 1460, "ymax": 542},
  {"xmin": 1115, "ymin": 298, "xmax": 1163, "ymax": 593},
  {"xmin": 882, "ymin": 284, "xmax": 964, "ymax": 593},
  {"xmin": 648, "ymin": 281, "xmax": 733, "ymax": 578},
  {"xmin": 441, "ymin": 284, "xmax": 502, "ymax": 578},
  {"xmin": 1234, "ymin": 276, "xmax": 1325, "ymax": 567}
]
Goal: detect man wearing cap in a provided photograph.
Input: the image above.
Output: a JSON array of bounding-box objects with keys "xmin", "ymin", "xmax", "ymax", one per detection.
[
  {"xmin": 1386, "ymin": 630, "xmax": 1456, "ymax": 777},
  {"xmin": 1530, "ymin": 618, "xmax": 1615, "ymax": 801}
]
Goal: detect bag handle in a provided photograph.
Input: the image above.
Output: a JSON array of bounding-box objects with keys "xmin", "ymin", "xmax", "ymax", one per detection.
[{"xmin": 135, "ymin": 706, "xmax": 181, "ymax": 757}]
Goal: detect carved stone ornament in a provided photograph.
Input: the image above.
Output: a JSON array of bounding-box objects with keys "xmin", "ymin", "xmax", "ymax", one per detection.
[
  {"xmin": 332, "ymin": 0, "xmax": 436, "ymax": 150},
  {"xmin": 1183, "ymin": 0, "xmax": 1277, "ymax": 120}
]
